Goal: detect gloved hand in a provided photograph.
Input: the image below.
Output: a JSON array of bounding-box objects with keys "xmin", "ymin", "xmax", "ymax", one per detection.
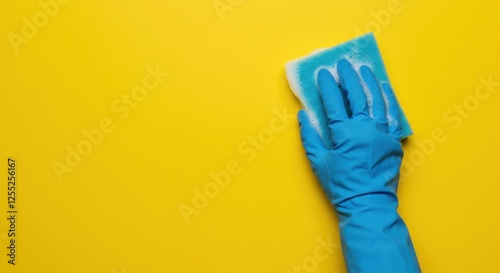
[{"xmin": 297, "ymin": 59, "xmax": 421, "ymax": 273}]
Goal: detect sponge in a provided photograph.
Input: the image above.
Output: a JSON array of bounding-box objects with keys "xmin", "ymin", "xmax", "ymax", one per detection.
[{"xmin": 286, "ymin": 33, "xmax": 412, "ymax": 148}]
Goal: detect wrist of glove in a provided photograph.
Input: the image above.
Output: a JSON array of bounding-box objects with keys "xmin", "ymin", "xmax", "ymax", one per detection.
[{"xmin": 322, "ymin": 117, "xmax": 403, "ymax": 208}]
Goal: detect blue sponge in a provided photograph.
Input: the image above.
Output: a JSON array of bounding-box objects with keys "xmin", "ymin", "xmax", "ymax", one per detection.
[{"xmin": 286, "ymin": 33, "xmax": 412, "ymax": 148}]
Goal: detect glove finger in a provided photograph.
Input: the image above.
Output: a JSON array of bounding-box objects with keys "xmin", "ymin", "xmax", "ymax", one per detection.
[
  {"xmin": 317, "ymin": 68, "xmax": 349, "ymax": 127},
  {"xmin": 337, "ymin": 59, "xmax": 369, "ymax": 118},
  {"xmin": 382, "ymin": 83, "xmax": 403, "ymax": 139},
  {"xmin": 297, "ymin": 110, "xmax": 328, "ymax": 161},
  {"xmin": 360, "ymin": 65, "xmax": 387, "ymax": 122}
]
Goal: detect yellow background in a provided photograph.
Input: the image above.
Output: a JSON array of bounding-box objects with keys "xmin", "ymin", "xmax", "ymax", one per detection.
[{"xmin": 1, "ymin": 0, "xmax": 499, "ymax": 272}]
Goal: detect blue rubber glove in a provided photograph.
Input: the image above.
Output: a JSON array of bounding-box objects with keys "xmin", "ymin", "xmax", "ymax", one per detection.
[{"xmin": 297, "ymin": 59, "xmax": 420, "ymax": 273}]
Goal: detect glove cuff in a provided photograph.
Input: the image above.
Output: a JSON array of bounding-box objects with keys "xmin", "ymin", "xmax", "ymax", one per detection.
[{"xmin": 335, "ymin": 193, "xmax": 421, "ymax": 273}]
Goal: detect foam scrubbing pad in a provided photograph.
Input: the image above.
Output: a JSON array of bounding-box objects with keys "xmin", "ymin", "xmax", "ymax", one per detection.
[{"xmin": 286, "ymin": 33, "xmax": 413, "ymax": 148}]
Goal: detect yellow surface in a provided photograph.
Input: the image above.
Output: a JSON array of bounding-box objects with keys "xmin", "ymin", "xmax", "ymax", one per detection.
[{"xmin": 1, "ymin": 0, "xmax": 499, "ymax": 272}]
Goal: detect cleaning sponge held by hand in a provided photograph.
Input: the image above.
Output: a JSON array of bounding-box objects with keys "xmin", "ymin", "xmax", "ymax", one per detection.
[{"xmin": 286, "ymin": 33, "xmax": 412, "ymax": 148}]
